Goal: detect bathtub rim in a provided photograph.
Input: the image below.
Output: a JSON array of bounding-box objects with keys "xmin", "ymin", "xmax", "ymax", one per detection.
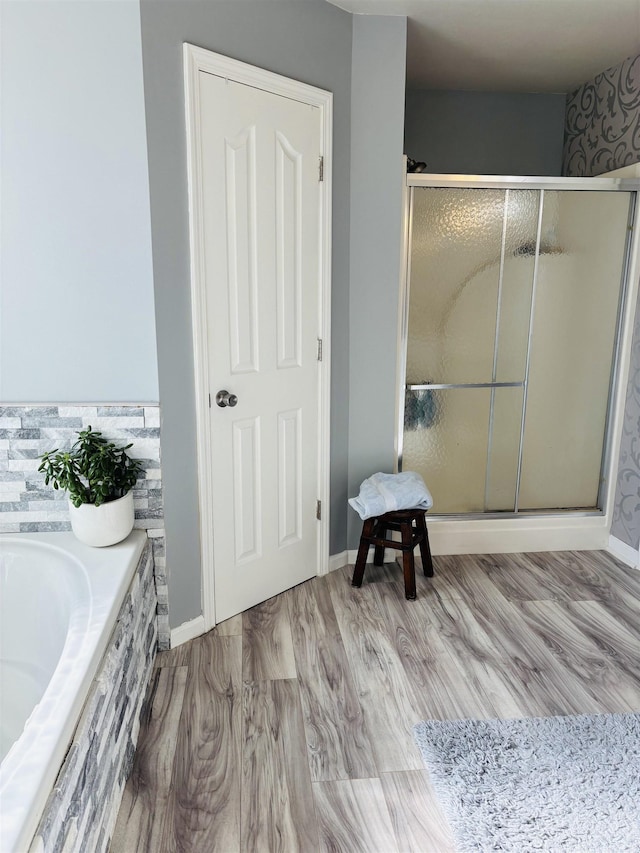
[{"xmin": 0, "ymin": 530, "xmax": 147, "ymax": 853}]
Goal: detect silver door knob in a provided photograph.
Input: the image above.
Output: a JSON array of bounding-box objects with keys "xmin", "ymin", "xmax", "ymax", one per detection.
[{"xmin": 215, "ymin": 390, "xmax": 238, "ymax": 408}]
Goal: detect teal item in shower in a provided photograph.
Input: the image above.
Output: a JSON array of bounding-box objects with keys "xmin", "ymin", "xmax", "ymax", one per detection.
[{"xmin": 404, "ymin": 386, "xmax": 437, "ymax": 431}]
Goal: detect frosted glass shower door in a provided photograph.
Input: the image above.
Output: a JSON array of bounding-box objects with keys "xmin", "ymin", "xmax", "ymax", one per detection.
[
  {"xmin": 518, "ymin": 191, "xmax": 631, "ymax": 509},
  {"xmin": 403, "ymin": 187, "xmax": 538, "ymax": 512},
  {"xmin": 402, "ymin": 185, "xmax": 632, "ymax": 516}
]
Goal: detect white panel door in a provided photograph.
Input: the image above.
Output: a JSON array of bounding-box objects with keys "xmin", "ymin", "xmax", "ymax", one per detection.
[{"xmin": 199, "ymin": 72, "xmax": 321, "ymax": 623}]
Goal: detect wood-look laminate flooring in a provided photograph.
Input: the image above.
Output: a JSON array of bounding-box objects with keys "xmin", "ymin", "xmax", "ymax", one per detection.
[{"xmin": 111, "ymin": 550, "xmax": 640, "ymax": 852}]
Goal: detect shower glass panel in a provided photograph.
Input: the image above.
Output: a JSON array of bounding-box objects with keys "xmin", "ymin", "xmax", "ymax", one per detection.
[
  {"xmin": 402, "ymin": 183, "xmax": 633, "ymax": 516},
  {"xmin": 403, "ymin": 388, "xmax": 492, "ymax": 513},
  {"xmin": 518, "ymin": 191, "xmax": 632, "ymax": 510},
  {"xmin": 493, "ymin": 190, "xmax": 539, "ymax": 383},
  {"xmin": 485, "ymin": 386, "xmax": 525, "ymax": 512}
]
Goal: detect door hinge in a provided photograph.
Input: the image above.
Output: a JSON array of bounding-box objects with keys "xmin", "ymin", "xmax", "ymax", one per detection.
[
  {"xmin": 316, "ymin": 500, "xmax": 322, "ymax": 520},
  {"xmin": 319, "ymin": 156, "xmax": 324, "ymax": 182},
  {"xmin": 317, "ymin": 338, "xmax": 323, "ymax": 361},
  {"xmin": 209, "ymin": 393, "xmax": 212, "ymax": 408}
]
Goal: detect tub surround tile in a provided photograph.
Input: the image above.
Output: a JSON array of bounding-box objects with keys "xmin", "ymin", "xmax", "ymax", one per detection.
[
  {"xmin": 135, "ymin": 519, "xmax": 164, "ymax": 532},
  {"xmin": 29, "ymin": 543, "xmax": 158, "ymax": 853},
  {"xmin": 0, "ymin": 470, "xmax": 31, "ymax": 481},
  {"xmin": 143, "ymin": 491, "xmax": 163, "ymax": 510},
  {"xmin": 19, "ymin": 490, "xmax": 57, "ymax": 501},
  {"xmin": 20, "ymin": 522, "xmax": 73, "ymax": 533},
  {"xmin": 0, "ymin": 406, "xmax": 59, "ymax": 418},
  {"xmin": 0, "ymin": 404, "xmax": 169, "ymax": 650},
  {"xmin": 9, "ymin": 510, "xmax": 70, "ymax": 523},
  {"xmin": 21, "ymin": 417, "xmax": 84, "ymax": 430},
  {"xmin": 28, "ymin": 501, "xmax": 72, "ymax": 513},
  {"xmin": 57, "ymin": 406, "xmax": 99, "ymax": 419},
  {"xmin": 0, "ymin": 501, "xmax": 28, "ymax": 512},
  {"xmin": 0, "ymin": 429, "xmax": 42, "ymax": 440},
  {"xmin": 8, "ymin": 448, "xmax": 41, "ymax": 459},
  {"xmin": 0, "ymin": 490, "xmax": 26, "ymax": 503},
  {"xmin": 134, "ymin": 507, "xmax": 163, "ymax": 520},
  {"xmin": 143, "ymin": 407, "xmax": 160, "ymax": 428},
  {"xmin": 97, "ymin": 406, "xmax": 145, "ymax": 417},
  {"xmin": 0, "ymin": 480, "xmax": 27, "ymax": 501},
  {"xmin": 8, "ymin": 458, "xmax": 42, "ymax": 471},
  {"xmin": 82, "ymin": 416, "xmax": 146, "ymax": 431}
]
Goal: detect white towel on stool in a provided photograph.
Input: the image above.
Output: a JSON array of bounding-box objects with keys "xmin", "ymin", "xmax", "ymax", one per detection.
[{"xmin": 348, "ymin": 471, "xmax": 433, "ymax": 520}]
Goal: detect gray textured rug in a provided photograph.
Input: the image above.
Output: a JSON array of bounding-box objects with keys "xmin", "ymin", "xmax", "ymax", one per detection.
[{"xmin": 414, "ymin": 713, "xmax": 640, "ymax": 853}]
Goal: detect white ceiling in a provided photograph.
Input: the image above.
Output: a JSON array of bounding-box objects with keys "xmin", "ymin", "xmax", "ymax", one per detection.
[{"xmin": 327, "ymin": 0, "xmax": 640, "ymax": 93}]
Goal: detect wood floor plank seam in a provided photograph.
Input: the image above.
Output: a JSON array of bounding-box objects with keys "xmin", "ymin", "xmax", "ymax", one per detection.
[
  {"xmin": 288, "ymin": 577, "xmax": 378, "ymax": 783},
  {"xmin": 312, "ymin": 778, "xmax": 399, "ymax": 853},
  {"xmin": 241, "ymin": 678, "xmax": 319, "ymax": 852},
  {"xmin": 111, "ymin": 665, "xmax": 189, "ymax": 852},
  {"xmin": 242, "ymin": 593, "xmax": 298, "ymax": 682},
  {"xmin": 326, "ymin": 566, "xmax": 427, "ymax": 775},
  {"xmin": 379, "ymin": 769, "xmax": 456, "ymax": 853},
  {"xmin": 162, "ymin": 634, "xmax": 243, "ymax": 852},
  {"xmin": 517, "ymin": 599, "xmax": 640, "ymax": 714}
]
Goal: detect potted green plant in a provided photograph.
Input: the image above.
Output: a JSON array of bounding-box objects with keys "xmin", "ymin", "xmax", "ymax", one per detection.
[{"xmin": 38, "ymin": 426, "xmax": 143, "ymax": 547}]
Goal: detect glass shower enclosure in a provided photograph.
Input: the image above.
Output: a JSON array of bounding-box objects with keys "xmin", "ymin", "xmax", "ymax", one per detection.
[{"xmin": 398, "ymin": 176, "xmax": 637, "ymax": 517}]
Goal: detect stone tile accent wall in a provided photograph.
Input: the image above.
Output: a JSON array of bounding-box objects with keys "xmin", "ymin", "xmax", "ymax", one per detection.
[
  {"xmin": 30, "ymin": 542, "xmax": 157, "ymax": 853},
  {"xmin": 0, "ymin": 404, "xmax": 169, "ymax": 648},
  {"xmin": 150, "ymin": 531, "xmax": 170, "ymax": 650}
]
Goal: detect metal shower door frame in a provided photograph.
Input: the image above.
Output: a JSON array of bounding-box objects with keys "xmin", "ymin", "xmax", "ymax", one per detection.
[{"xmin": 396, "ymin": 173, "xmax": 640, "ymax": 520}]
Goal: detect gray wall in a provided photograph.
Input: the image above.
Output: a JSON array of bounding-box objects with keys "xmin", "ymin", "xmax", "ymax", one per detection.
[
  {"xmin": 564, "ymin": 53, "xmax": 640, "ymax": 177},
  {"xmin": 0, "ymin": 1, "xmax": 158, "ymax": 402},
  {"xmin": 347, "ymin": 15, "xmax": 407, "ymax": 548},
  {"xmin": 404, "ymin": 90, "xmax": 566, "ymax": 176},
  {"xmin": 139, "ymin": 0, "xmax": 354, "ymax": 626}
]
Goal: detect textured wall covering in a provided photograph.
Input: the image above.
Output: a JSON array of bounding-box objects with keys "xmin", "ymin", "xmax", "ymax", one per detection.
[
  {"xmin": 0, "ymin": 404, "xmax": 170, "ymax": 649},
  {"xmin": 30, "ymin": 542, "xmax": 157, "ymax": 853},
  {"xmin": 564, "ymin": 53, "xmax": 640, "ymax": 177},
  {"xmin": 611, "ymin": 300, "xmax": 640, "ymax": 550}
]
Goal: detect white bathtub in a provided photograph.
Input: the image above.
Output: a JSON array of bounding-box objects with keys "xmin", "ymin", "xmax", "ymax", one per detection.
[{"xmin": 0, "ymin": 531, "xmax": 147, "ymax": 853}]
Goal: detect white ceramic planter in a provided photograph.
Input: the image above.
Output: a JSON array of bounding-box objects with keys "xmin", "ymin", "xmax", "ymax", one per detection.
[{"xmin": 68, "ymin": 491, "xmax": 135, "ymax": 548}]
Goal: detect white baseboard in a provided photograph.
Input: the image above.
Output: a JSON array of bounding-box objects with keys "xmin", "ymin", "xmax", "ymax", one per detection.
[
  {"xmin": 328, "ymin": 551, "xmax": 349, "ymax": 572},
  {"xmin": 607, "ymin": 535, "xmax": 640, "ymax": 569},
  {"xmin": 328, "ymin": 549, "xmax": 398, "ymax": 572},
  {"xmin": 335, "ymin": 523, "xmax": 609, "ymax": 575},
  {"xmin": 340, "ymin": 516, "xmax": 610, "ymax": 564},
  {"xmin": 425, "ymin": 516, "xmax": 609, "ymax": 555},
  {"xmin": 347, "ymin": 548, "xmax": 398, "ymax": 565},
  {"xmin": 170, "ymin": 614, "xmax": 206, "ymax": 648}
]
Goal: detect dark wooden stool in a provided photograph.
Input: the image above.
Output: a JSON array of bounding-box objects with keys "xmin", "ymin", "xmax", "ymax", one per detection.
[{"xmin": 351, "ymin": 509, "xmax": 433, "ymax": 600}]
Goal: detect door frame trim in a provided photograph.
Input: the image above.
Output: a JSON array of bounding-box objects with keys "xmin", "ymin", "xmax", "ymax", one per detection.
[{"xmin": 183, "ymin": 44, "xmax": 332, "ymax": 630}]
